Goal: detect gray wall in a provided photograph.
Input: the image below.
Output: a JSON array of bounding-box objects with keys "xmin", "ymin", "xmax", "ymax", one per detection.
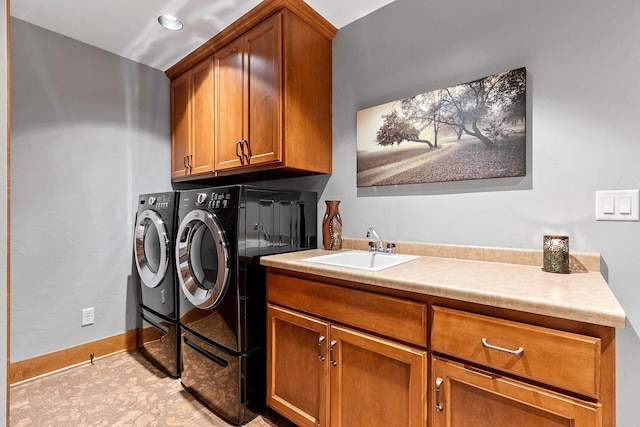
[
  {"xmin": 1, "ymin": 0, "xmax": 7, "ymax": 423},
  {"xmin": 326, "ymin": 0, "xmax": 640, "ymax": 424},
  {"xmin": 10, "ymin": 18, "xmax": 170, "ymax": 362},
  {"xmin": 6, "ymin": 0, "xmax": 640, "ymax": 424}
]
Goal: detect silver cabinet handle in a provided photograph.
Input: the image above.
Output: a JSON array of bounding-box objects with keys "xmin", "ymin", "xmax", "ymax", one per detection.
[
  {"xmin": 242, "ymin": 139, "xmax": 252, "ymax": 162},
  {"xmin": 435, "ymin": 377, "xmax": 444, "ymax": 412},
  {"xmin": 183, "ymin": 154, "xmax": 189, "ymax": 174},
  {"xmin": 235, "ymin": 140, "xmax": 244, "ymax": 164},
  {"xmin": 481, "ymin": 338, "xmax": 524, "ymax": 356},
  {"xmin": 329, "ymin": 340, "xmax": 338, "ymax": 366},
  {"xmin": 317, "ymin": 336, "xmax": 326, "ymax": 361},
  {"xmin": 188, "ymin": 154, "xmax": 193, "ymax": 174}
]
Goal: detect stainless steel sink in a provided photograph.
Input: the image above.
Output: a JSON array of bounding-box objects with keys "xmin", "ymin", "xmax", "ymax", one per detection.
[{"xmin": 302, "ymin": 250, "xmax": 419, "ymax": 272}]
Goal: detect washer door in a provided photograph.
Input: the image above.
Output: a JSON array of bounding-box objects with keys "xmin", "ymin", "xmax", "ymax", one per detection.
[
  {"xmin": 175, "ymin": 209, "xmax": 230, "ymax": 309},
  {"xmin": 135, "ymin": 209, "xmax": 170, "ymax": 289}
]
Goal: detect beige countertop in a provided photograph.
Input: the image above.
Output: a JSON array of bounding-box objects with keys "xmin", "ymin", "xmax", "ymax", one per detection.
[{"xmin": 260, "ymin": 238, "xmax": 626, "ymax": 328}]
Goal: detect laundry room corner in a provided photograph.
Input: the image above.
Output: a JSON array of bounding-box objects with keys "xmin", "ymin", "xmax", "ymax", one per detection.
[{"xmin": 9, "ymin": 18, "xmax": 170, "ymax": 375}]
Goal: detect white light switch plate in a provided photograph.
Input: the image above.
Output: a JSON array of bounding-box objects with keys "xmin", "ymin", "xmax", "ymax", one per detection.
[{"xmin": 595, "ymin": 190, "xmax": 639, "ymax": 221}]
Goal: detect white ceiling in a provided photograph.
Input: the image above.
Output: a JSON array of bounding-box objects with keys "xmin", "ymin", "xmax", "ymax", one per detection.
[{"xmin": 10, "ymin": 0, "xmax": 396, "ymax": 72}]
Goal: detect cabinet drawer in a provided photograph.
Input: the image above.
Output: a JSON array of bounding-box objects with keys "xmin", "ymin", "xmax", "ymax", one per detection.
[
  {"xmin": 431, "ymin": 357, "xmax": 601, "ymax": 427},
  {"xmin": 267, "ymin": 271, "xmax": 428, "ymax": 347},
  {"xmin": 431, "ymin": 306, "xmax": 601, "ymax": 397}
]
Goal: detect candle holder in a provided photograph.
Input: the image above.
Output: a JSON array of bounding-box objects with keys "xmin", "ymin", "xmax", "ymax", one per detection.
[{"xmin": 542, "ymin": 235, "xmax": 570, "ymax": 274}]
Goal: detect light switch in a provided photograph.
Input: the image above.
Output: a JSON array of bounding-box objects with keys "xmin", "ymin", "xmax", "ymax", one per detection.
[
  {"xmin": 596, "ymin": 190, "xmax": 639, "ymax": 221},
  {"xmin": 603, "ymin": 197, "xmax": 615, "ymax": 214},
  {"xmin": 619, "ymin": 197, "xmax": 632, "ymax": 215}
]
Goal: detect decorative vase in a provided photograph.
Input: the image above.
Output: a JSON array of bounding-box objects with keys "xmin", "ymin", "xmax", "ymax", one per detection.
[{"xmin": 322, "ymin": 200, "xmax": 342, "ymax": 250}]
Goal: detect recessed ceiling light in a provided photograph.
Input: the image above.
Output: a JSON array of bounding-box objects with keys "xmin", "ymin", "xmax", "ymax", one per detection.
[{"xmin": 158, "ymin": 14, "xmax": 183, "ymax": 31}]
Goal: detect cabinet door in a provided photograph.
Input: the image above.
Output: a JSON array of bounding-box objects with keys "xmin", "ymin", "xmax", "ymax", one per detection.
[
  {"xmin": 267, "ymin": 305, "xmax": 330, "ymax": 427},
  {"xmin": 330, "ymin": 325, "xmax": 427, "ymax": 427},
  {"xmin": 431, "ymin": 357, "xmax": 601, "ymax": 427},
  {"xmin": 244, "ymin": 13, "xmax": 282, "ymax": 167},
  {"xmin": 214, "ymin": 38, "xmax": 245, "ymax": 171},
  {"xmin": 189, "ymin": 58, "xmax": 214, "ymax": 176},
  {"xmin": 170, "ymin": 72, "xmax": 191, "ymax": 179}
]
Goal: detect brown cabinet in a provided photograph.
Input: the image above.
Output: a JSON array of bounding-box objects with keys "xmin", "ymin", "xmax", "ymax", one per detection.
[
  {"xmin": 264, "ymin": 268, "xmax": 617, "ymax": 426},
  {"xmin": 329, "ymin": 325, "xmax": 427, "ymax": 427},
  {"xmin": 170, "ymin": 58, "xmax": 214, "ymax": 180},
  {"xmin": 431, "ymin": 306, "xmax": 602, "ymax": 398},
  {"xmin": 167, "ymin": 0, "xmax": 335, "ymax": 182},
  {"xmin": 267, "ymin": 304, "xmax": 427, "ymax": 427},
  {"xmin": 266, "ymin": 272, "xmax": 428, "ymax": 427},
  {"xmin": 431, "ymin": 357, "xmax": 601, "ymax": 426},
  {"xmin": 266, "ymin": 305, "xmax": 328, "ymax": 427},
  {"xmin": 214, "ymin": 14, "xmax": 282, "ymax": 172},
  {"xmin": 430, "ymin": 306, "xmax": 607, "ymax": 426}
]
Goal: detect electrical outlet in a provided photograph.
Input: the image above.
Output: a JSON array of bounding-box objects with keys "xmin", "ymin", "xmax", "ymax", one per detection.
[{"xmin": 81, "ymin": 307, "xmax": 95, "ymax": 326}]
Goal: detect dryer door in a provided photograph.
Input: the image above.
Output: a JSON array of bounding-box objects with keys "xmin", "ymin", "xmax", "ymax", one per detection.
[
  {"xmin": 175, "ymin": 209, "xmax": 230, "ymax": 309},
  {"xmin": 135, "ymin": 209, "xmax": 170, "ymax": 289}
]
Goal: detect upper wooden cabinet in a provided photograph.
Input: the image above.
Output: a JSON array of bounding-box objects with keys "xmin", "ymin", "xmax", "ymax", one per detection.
[
  {"xmin": 214, "ymin": 14, "xmax": 282, "ymax": 172},
  {"xmin": 170, "ymin": 58, "xmax": 214, "ymax": 180},
  {"xmin": 167, "ymin": 0, "xmax": 336, "ymax": 182}
]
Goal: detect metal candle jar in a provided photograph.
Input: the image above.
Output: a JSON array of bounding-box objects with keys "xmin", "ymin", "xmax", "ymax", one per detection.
[{"xmin": 542, "ymin": 235, "xmax": 570, "ymax": 273}]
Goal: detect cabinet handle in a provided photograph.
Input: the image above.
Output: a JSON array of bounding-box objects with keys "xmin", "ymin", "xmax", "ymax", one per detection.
[
  {"xmin": 188, "ymin": 154, "xmax": 193, "ymax": 173},
  {"xmin": 242, "ymin": 139, "xmax": 252, "ymax": 163},
  {"xmin": 481, "ymin": 338, "xmax": 524, "ymax": 356},
  {"xmin": 140, "ymin": 312, "xmax": 168, "ymax": 343},
  {"xmin": 183, "ymin": 154, "xmax": 193, "ymax": 174},
  {"xmin": 235, "ymin": 140, "xmax": 244, "ymax": 164},
  {"xmin": 329, "ymin": 340, "xmax": 338, "ymax": 366},
  {"xmin": 317, "ymin": 336, "xmax": 326, "ymax": 361},
  {"xmin": 435, "ymin": 377, "xmax": 444, "ymax": 412}
]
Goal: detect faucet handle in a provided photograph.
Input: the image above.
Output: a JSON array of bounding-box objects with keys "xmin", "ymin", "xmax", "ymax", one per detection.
[
  {"xmin": 386, "ymin": 242, "xmax": 396, "ymax": 253},
  {"xmin": 368, "ymin": 241, "xmax": 378, "ymax": 252}
]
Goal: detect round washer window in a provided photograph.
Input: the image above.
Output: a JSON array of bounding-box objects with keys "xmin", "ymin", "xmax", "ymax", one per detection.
[
  {"xmin": 135, "ymin": 210, "xmax": 169, "ymax": 288},
  {"xmin": 175, "ymin": 209, "xmax": 229, "ymax": 309}
]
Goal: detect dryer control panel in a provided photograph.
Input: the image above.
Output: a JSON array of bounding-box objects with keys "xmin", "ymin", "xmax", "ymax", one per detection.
[{"xmin": 192, "ymin": 190, "xmax": 235, "ymax": 210}]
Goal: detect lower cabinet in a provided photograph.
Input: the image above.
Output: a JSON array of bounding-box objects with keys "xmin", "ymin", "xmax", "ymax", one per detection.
[
  {"xmin": 265, "ymin": 271, "xmax": 614, "ymax": 426},
  {"xmin": 266, "ymin": 304, "xmax": 427, "ymax": 427},
  {"xmin": 431, "ymin": 357, "xmax": 601, "ymax": 426}
]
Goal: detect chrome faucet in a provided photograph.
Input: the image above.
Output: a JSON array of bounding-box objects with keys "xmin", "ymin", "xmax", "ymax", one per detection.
[
  {"xmin": 367, "ymin": 227, "xmax": 396, "ymax": 253},
  {"xmin": 366, "ymin": 227, "xmax": 384, "ymax": 252}
]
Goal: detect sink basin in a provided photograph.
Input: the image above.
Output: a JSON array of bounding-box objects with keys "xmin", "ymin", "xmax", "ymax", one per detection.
[{"xmin": 302, "ymin": 250, "xmax": 419, "ymax": 272}]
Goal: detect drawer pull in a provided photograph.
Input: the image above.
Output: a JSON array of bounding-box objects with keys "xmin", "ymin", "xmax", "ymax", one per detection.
[
  {"xmin": 435, "ymin": 377, "xmax": 444, "ymax": 412},
  {"xmin": 481, "ymin": 338, "xmax": 524, "ymax": 356},
  {"xmin": 318, "ymin": 336, "xmax": 326, "ymax": 361}
]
